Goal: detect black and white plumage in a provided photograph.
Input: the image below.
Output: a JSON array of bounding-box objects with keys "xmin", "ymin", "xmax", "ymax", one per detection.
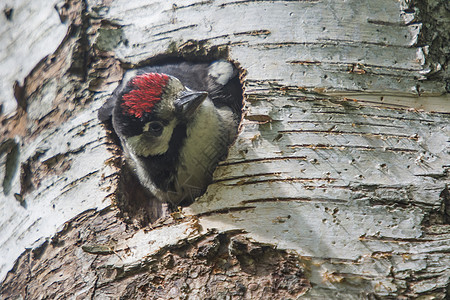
[{"xmin": 99, "ymin": 60, "xmax": 242, "ymax": 205}]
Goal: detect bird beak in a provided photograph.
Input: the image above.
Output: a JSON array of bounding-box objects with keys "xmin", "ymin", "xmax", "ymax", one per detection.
[{"xmin": 174, "ymin": 91, "xmax": 208, "ymax": 118}]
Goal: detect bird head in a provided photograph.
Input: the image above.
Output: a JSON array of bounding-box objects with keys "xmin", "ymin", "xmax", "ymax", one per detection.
[{"xmin": 114, "ymin": 72, "xmax": 208, "ymax": 157}]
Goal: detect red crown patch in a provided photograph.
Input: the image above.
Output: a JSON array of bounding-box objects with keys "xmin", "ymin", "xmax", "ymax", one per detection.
[{"xmin": 122, "ymin": 73, "xmax": 170, "ymax": 118}]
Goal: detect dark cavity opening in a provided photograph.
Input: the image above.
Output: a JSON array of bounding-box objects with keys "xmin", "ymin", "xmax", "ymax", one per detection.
[{"xmin": 99, "ymin": 56, "xmax": 244, "ymax": 227}]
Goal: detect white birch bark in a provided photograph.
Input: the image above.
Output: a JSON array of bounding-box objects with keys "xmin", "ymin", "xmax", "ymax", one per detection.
[{"xmin": 1, "ymin": 0, "xmax": 449, "ymax": 298}]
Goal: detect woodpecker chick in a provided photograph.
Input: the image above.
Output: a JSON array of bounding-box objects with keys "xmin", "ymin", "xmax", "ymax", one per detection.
[{"xmin": 99, "ymin": 61, "xmax": 242, "ymax": 206}]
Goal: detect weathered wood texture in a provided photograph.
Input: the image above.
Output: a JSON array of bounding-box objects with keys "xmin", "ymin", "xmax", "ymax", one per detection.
[
  {"xmin": 1, "ymin": 208, "xmax": 311, "ymax": 299},
  {"xmin": 0, "ymin": 0, "xmax": 68, "ymax": 116},
  {"xmin": 0, "ymin": 0, "xmax": 120, "ymax": 284},
  {"xmin": 1, "ymin": 0, "xmax": 449, "ymax": 299}
]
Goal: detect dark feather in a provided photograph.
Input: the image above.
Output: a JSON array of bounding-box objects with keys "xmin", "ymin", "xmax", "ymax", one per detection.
[
  {"xmin": 98, "ymin": 61, "xmax": 242, "ymax": 121},
  {"xmin": 97, "ymin": 60, "xmax": 242, "ymax": 205}
]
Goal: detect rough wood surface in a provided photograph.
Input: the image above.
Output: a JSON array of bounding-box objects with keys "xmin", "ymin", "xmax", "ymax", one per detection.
[
  {"xmin": 1, "ymin": 0, "xmax": 449, "ymax": 299},
  {"xmin": 0, "ymin": 0, "xmax": 120, "ymax": 283},
  {"xmin": 0, "ymin": 0, "xmax": 68, "ymax": 116}
]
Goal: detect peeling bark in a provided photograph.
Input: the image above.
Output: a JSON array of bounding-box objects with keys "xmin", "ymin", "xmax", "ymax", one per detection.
[
  {"xmin": 1, "ymin": 0, "xmax": 449, "ymax": 299},
  {"xmin": 1, "ymin": 209, "xmax": 310, "ymax": 299}
]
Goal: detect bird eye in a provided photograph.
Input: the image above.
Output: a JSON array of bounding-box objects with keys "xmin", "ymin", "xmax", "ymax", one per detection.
[{"xmin": 147, "ymin": 121, "xmax": 163, "ymax": 134}]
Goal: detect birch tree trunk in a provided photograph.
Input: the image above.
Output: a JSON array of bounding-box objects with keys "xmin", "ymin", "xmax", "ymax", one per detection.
[{"xmin": 1, "ymin": 0, "xmax": 449, "ymax": 299}]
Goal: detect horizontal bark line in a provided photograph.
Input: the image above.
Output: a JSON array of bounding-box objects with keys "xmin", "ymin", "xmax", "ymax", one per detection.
[
  {"xmin": 145, "ymin": 28, "xmax": 271, "ymax": 45},
  {"xmin": 216, "ymin": 177, "xmax": 338, "ymax": 185},
  {"xmin": 219, "ymin": 156, "xmax": 307, "ymax": 166},
  {"xmin": 243, "ymin": 98, "xmax": 443, "ymax": 123},
  {"xmin": 243, "ymin": 86, "xmax": 448, "ymax": 108},
  {"xmin": 219, "ymin": 0, "xmax": 320, "ymax": 7},
  {"xmin": 209, "ymin": 185, "xmax": 444, "ymax": 208},
  {"xmin": 165, "ymin": 1, "xmax": 214, "ymax": 11},
  {"xmin": 247, "ymin": 110, "xmax": 449, "ymax": 126},
  {"xmin": 246, "ymin": 88, "xmax": 445, "ymax": 99},
  {"xmin": 286, "ymin": 60, "xmax": 423, "ymax": 73},
  {"xmin": 366, "ymin": 19, "xmax": 417, "ymax": 27},
  {"xmin": 368, "ymin": 199, "xmax": 444, "ymax": 208},
  {"xmin": 152, "ymin": 0, "xmax": 324, "ymax": 13},
  {"xmin": 249, "ymin": 40, "xmax": 421, "ymax": 49},
  {"xmin": 286, "ymin": 144, "xmax": 418, "ymax": 153},
  {"xmin": 240, "ymin": 197, "xmax": 348, "ymax": 204},
  {"xmin": 213, "ymin": 172, "xmax": 284, "ymax": 183},
  {"xmin": 214, "ymin": 177, "xmax": 436, "ymax": 190},
  {"xmin": 360, "ymin": 235, "xmax": 450, "ymax": 243},
  {"xmin": 287, "ymin": 120, "xmax": 406, "ymax": 129},
  {"xmin": 195, "ymin": 206, "xmax": 256, "ymax": 217},
  {"xmin": 244, "ymin": 111, "xmax": 441, "ymax": 125},
  {"xmin": 278, "ymin": 129, "xmax": 419, "ymax": 140},
  {"xmin": 207, "ymin": 35, "xmax": 421, "ymax": 48},
  {"xmin": 308, "ymin": 111, "xmax": 438, "ymax": 123},
  {"xmin": 61, "ymin": 170, "xmax": 100, "ymax": 194},
  {"xmin": 151, "ymin": 24, "xmax": 198, "ymax": 37}
]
